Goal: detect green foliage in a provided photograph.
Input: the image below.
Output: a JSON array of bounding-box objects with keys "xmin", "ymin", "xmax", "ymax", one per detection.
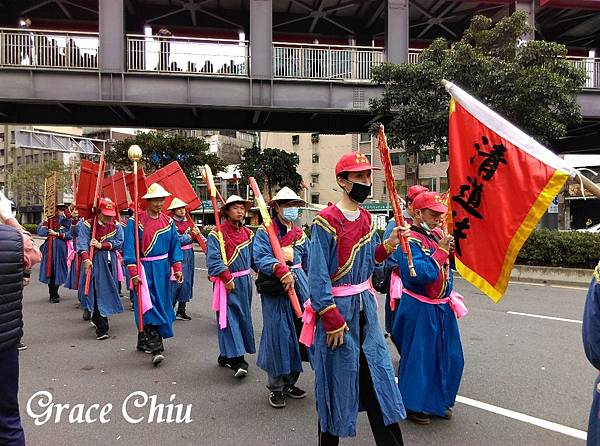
[
  {"xmin": 238, "ymin": 147, "xmax": 302, "ymax": 198},
  {"xmin": 22, "ymin": 223, "xmax": 38, "ymax": 234},
  {"xmin": 370, "ymin": 12, "xmax": 586, "ymax": 163},
  {"xmin": 517, "ymin": 229, "xmax": 600, "ymax": 269},
  {"xmin": 6, "ymin": 160, "xmax": 72, "ymax": 208},
  {"xmin": 107, "ymin": 131, "xmax": 227, "ymax": 179}
]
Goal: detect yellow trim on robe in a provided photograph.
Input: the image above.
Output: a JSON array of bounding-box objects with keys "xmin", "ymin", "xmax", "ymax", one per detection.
[
  {"xmin": 332, "ymin": 223, "xmax": 376, "ymax": 283},
  {"xmin": 143, "ymin": 224, "xmax": 172, "ymax": 256}
]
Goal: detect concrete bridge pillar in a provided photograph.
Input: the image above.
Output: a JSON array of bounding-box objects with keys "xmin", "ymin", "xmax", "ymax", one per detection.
[
  {"xmin": 99, "ymin": 0, "xmax": 125, "ymax": 72},
  {"xmin": 386, "ymin": 0, "xmax": 409, "ymax": 64},
  {"xmin": 250, "ymin": 0, "xmax": 272, "ymax": 79}
]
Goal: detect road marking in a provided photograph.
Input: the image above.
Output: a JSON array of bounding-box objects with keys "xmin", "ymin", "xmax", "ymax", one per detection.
[
  {"xmin": 550, "ymin": 284, "xmax": 588, "ymax": 291},
  {"xmin": 455, "ymin": 395, "xmax": 587, "ymax": 441},
  {"xmin": 195, "ymin": 268, "xmax": 208, "ymax": 271},
  {"xmin": 509, "ymin": 281, "xmax": 546, "ymax": 287},
  {"xmin": 507, "ymin": 311, "xmax": 582, "ymax": 324}
]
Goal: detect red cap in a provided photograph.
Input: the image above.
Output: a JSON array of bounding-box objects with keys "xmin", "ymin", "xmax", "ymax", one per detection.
[
  {"xmin": 412, "ymin": 192, "xmax": 447, "ymax": 213},
  {"xmin": 407, "ymin": 185, "xmax": 429, "ymax": 201},
  {"xmin": 98, "ymin": 198, "xmax": 117, "ymax": 217},
  {"xmin": 335, "ymin": 152, "xmax": 379, "ymax": 177}
]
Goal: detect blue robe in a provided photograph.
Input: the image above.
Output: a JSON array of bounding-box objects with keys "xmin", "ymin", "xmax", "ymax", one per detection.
[
  {"xmin": 309, "ymin": 206, "xmax": 405, "ymax": 438},
  {"xmin": 583, "ymin": 264, "xmax": 600, "ymax": 446},
  {"xmin": 37, "ymin": 215, "xmax": 72, "ymax": 285},
  {"xmin": 123, "ymin": 213, "xmax": 183, "ymax": 339},
  {"xmin": 171, "ymin": 218, "xmax": 195, "ymax": 304},
  {"xmin": 392, "ymin": 228, "xmax": 464, "ymax": 417},
  {"xmin": 253, "ymin": 219, "xmax": 309, "ymax": 378},
  {"xmin": 206, "ymin": 220, "xmax": 256, "ymax": 359},
  {"xmin": 65, "ymin": 219, "xmax": 80, "ymax": 290},
  {"xmin": 77, "ymin": 220, "xmax": 124, "ymax": 317}
]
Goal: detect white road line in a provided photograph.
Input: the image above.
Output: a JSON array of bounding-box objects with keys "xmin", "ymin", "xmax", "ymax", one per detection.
[
  {"xmin": 507, "ymin": 311, "xmax": 582, "ymax": 324},
  {"xmin": 550, "ymin": 284, "xmax": 588, "ymax": 291},
  {"xmin": 195, "ymin": 268, "xmax": 208, "ymax": 271},
  {"xmin": 509, "ymin": 281, "xmax": 546, "ymax": 287},
  {"xmin": 455, "ymin": 395, "xmax": 587, "ymax": 441}
]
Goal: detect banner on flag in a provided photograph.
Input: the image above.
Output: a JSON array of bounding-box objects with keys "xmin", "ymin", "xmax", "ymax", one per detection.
[{"xmin": 445, "ymin": 80, "xmax": 576, "ymax": 302}]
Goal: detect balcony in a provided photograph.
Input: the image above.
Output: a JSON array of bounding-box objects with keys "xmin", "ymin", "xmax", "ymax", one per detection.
[{"xmin": 0, "ymin": 27, "xmax": 98, "ymax": 70}]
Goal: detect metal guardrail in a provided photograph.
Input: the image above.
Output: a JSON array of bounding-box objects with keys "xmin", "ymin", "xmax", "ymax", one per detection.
[
  {"xmin": 127, "ymin": 34, "xmax": 248, "ymax": 76},
  {"xmin": 0, "ymin": 27, "xmax": 98, "ymax": 70},
  {"xmin": 273, "ymin": 42, "xmax": 384, "ymax": 80},
  {"xmin": 566, "ymin": 56, "xmax": 600, "ymax": 89}
]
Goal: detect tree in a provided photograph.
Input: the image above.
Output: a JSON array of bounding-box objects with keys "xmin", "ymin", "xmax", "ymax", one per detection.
[
  {"xmin": 107, "ymin": 131, "xmax": 227, "ymax": 179},
  {"xmin": 370, "ymin": 12, "xmax": 587, "ymax": 164},
  {"xmin": 238, "ymin": 146, "xmax": 302, "ymax": 198},
  {"xmin": 6, "ymin": 160, "xmax": 71, "ymax": 209}
]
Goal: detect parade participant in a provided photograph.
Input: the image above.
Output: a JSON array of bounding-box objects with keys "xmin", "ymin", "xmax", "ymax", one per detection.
[
  {"xmin": 168, "ymin": 197, "xmax": 200, "ymax": 321},
  {"xmin": 583, "ymin": 262, "xmax": 600, "ymax": 446},
  {"xmin": 382, "ymin": 185, "xmax": 429, "ymax": 335},
  {"xmin": 124, "ymin": 183, "xmax": 183, "ymax": 366},
  {"xmin": 0, "ymin": 192, "xmax": 41, "ymax": 446},
  {"xmin": 206, "ymin": 195, "xmax": 255, "ymax": 378},
  {"xmin": 307, "ymin": 152, "xmax": 406, "ymax": 445},
  {"xmin": 120, "ymin": 206, "xmax": 135, "ymax": 308},
  {"xmin": 78, "ymin": 198, "xmax": 124, "ymax": 340},
  {"xmin": 253, "ymin": 187, "xmax": 309, "ymax": 408},
  {"xmin": 65, "ymin": 206, "xmax": 86, "ymax": 315},
  {"xmin": 37, "ymin": 203, "xmax": 72, "ymax": 303},
  {"xmin": 391, "ymin": 191, "xmax": 464, "ymax": 425}
]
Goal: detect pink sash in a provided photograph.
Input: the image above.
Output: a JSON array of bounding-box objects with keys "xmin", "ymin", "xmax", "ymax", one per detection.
[
  {"xmin": 389, "ymin": 269, "xmax": 403, "ymax": 311},
  {"xmin": 181, "ymin": 244, "xmax": 193, "ymax": 251},
  {"xmin": 403, "ymin": 288, "xmax": 468, "ymax": 319},
  {"xmin": 210, "ymin": 269, "xmax": 251, "ymax": 330},
  {"xmin": 66, "ymin": 240, "xmax": 76, "ymax": 270},
  {"xmin": 129, "ymin": 253, "xmax": 169, "ymax": 314},
  {"xmin": 115, "ymin": 250, "xmax": 124, "ymax": 282},
  {"xmin": 300, "ymin": 279, "xmax": 374, "ymax": 347}
]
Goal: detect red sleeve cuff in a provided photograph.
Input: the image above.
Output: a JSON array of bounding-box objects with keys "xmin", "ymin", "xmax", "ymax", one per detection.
[
  {"xmin": 57, "ymin": 233, "xmax": 64, "ymax": 240},
  {"xmin": 81, "ymin": 251, "xmax": 89, "ymax": 261},
  {"xmin": 375, "ymin": 243, "xmax": 391, "ymax": 263},
  {"xmin": 128, "ymin": 265, "xmax": 138, "ymax": 277},
  {"xmin": 101, "ymin": 242, "xmax": 112, "ymax": 250},
  {"xmin": 273, "ymin": 263, "xmax": 290, "ymax": 279},
  {"xmin": 319, "ymin": 306, "xmax": 347, "ymax": 333},
  {"xmin": 432, "ymin": 247, "xmax": 449, "ymax": 268},
  {"xmin": 172, "ymin": 262, "xmax": 182, "ymax": 273},
  {"xmin": 219, "ymin": 269, "xmax": 232, "ymax": 283},
  {"xmin": 72, "ymin": 219, "xmax": 78, "ymax": 225}
]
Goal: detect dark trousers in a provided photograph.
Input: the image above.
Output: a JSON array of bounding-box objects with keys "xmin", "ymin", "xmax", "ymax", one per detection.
[
  {"xmin": 318, "ymin": 312, "xmax": 404, "ymax": 446},
  {"xmin": 0, "ymin": 347, "xmax": 25, "ymax": 446},
  {"xmin": 92, "ymin": 285, "xmax": 109, "ymax": 336},
  {"xmin": 48, "ymin": 273, "xmax": 59, "ymax": 300},
  {"xmin": 144, "ymin": 325, "xmax": 164, "ymax": 355}
]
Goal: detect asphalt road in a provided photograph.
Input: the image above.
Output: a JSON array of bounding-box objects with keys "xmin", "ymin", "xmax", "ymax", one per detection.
[{"xmin": 16, "ymin": 254, "xmax": 594, "ymax": 446}]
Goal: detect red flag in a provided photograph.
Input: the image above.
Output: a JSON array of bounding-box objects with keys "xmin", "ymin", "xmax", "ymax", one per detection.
[
  {"xmin": 446, "ymin": 81, "xmax": 573, "ymax": 302},
  {"xmin": 146, "ymin": 161, "xmax": 201, "ymax": 213}
]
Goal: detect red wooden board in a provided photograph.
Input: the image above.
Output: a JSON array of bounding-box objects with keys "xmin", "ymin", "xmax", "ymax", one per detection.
[
  {"xmin": 102, "ymin": 172, "xmax": 128, "ymax": 214},
  {"xmin": 76, "ymin": 160, "xmax": 102, "ymax": 220},
  {"xmin": 146, "ymin": 161, "xmax": 201, "ymax": 212}
]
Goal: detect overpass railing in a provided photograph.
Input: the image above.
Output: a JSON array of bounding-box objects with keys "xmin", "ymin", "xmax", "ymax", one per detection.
[
  {"xmin": 0, "ymin": 27, "xmax": 98, "ymax": 70},
  {"xmin": 273, "ymin": 42, "xmax": 384, "ymax": 80},
  {"xmin": 126, "ymin": 34, "xmax": 249, "ymax": 76}
]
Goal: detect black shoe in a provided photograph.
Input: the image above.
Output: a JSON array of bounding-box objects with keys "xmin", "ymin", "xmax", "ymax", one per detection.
[
  {"xmin": 50, "ymin": 296, "xmax": 60, "ymax": 303},
  {"xmin": 442, "ymin": 408, "xmax": 453, "ymax": 420},
  {"xmin": 82, "ymin": 309, "xmax": 91, "ymax": 321},
  {"xmin": 96, "ymin": 333, "xmax": 109, "ymax": 341},
  {"xmin": 407, "ymin": 411, "xmax": 431, "ymax": 425},
  {"xmin": 283, "ymin": 385, "xmax": 306, "ymax": 399},
  {"xmin": 152, "ymin": 354, "xmax": 164, "ymax": 366},
  {"xmin": 269, "ymin": 391, "xmax": 286, "ymax": 408},
  {"xmin": 233, "ymin": 362, "xmax": 248, "ymax": 378},
  {"xmin": 176, "ymin": 311, "xmax": 192, "ymax": 321},
  {"xmin": 17, "ymin": 342, "xmax": 28, "ymax": 351},
  {"xmin": 217, "ymin": 355, "xmax": 231, "ymax": 368}
]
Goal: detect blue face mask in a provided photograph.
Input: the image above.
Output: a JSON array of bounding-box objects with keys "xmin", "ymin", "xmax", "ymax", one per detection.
[{"xmin": 282, "ymin": 207, "xmax": 299, "ymax": 221}]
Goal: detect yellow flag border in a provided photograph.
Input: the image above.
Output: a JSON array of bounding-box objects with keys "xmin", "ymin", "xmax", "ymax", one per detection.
[{"xmin": 456, "ymin": 169, "xmax": 569, "ymax": 302}]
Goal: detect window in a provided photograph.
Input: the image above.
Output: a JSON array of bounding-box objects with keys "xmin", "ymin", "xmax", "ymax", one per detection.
[
  {"xmin": 383, "ymin": 183, "xmax": 387, "ymax": 196},
  {"xmin": 439, "ymin": 152, "xmax": 449, "ymax": 162},
  {"xmin": 311, "ymin": 133, "xmax": 320, "ymax": 144},
  {"xmin": 419, "ymin": 178, "xmax": 436, "ymax": 192},
  {"xmin": 390, "ymin": 152, "xmax": 405, "ymax": 166},
  {"xmin": 439, "ymin": 177, "xmax": 449, "ymax": 192},
  {"xmin": 311, "ymin": 193, "xmax": 320, "ymax": 204},
  {"xmin": 359, "ymin": 133, "xmax": 371, "ymax": 143},
  {"xmin": 365, "ymin": 154, "xmax": 371, "ymax": 164},
  {"xmin": 394, "ymin": 179, "xmax": 407, "ymax": 198},
  {"xmin": 292, "ymin": 135, "xmax": 300, "ymax": 145},
  {"xmin": 311, "ymin": 174, "xmax": 319, "ymax": 185},
  {"xmin": 312, "ymin": 153, "xmax": 320, "ymax": 163}
]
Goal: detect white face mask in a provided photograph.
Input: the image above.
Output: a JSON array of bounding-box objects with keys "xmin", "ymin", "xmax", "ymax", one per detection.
[{"xmin": 420, "ymin": 221, "xmax": 433, "ymax": 233}]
